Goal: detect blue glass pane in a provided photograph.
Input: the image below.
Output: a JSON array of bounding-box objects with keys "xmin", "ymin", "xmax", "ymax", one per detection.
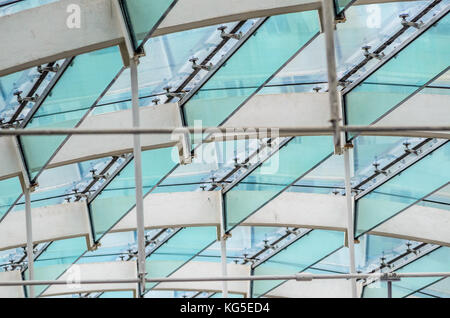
[
  {"xmin": 99, "ymin": 290, "xmax": 135, "ymax": 298},
  {"xmin": 24, "ymin": 237, "xmax": 86, "ymax": 296},
  {"xmin": 0, "ymin": 177, "xmax": 21, "ymax": 219},
  {"xmin": 121, "ymin": 0, "xmax": 177, "ymax": 48},
  {"xmin": 355, "ymin": 142, "xmax": 450, "ymax": 237},
  {"xmin": 19, "ymin": 47, "xmax": 123, "ymax": 180},
  {"xmin": 252, "ymin": 230, "xmax": 344, "ymax": 297},
  {"xmin": 89, "ymin": 147, "xmax": 176, "ymax": 241},
  {"xmin": 363, "ymin": 247, "xmax": 450, "ymax": 298},
  {"xmin": 224, "ymin": 136, "xmax": 333, "ymax": 231},
  {"xmin": 345, "ymin": 12, "xmax": 450, "ymax": 128},
  {"xmin": 183, "ymin": 10, "xmax": 320, "ymax": 127},
  {"xmin": 145, "ymin": 226, "xmax": 216, "ymax": 290},
  {"xmin": 334, "ymin": 0, "xmax": 354, "ymax": 15},
  {"xmin": 0, "ymin": 0, "xmax": 59, "ymax": 17}
]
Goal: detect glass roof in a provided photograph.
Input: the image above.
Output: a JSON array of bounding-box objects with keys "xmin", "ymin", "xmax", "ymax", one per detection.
[{"xmin": 0, "ymin": 0, "xmax": 448, "ymax": 299}]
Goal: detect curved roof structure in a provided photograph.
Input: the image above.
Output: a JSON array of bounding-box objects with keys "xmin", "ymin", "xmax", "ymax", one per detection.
[{"xmin": 0, "ymin": 0, "xmax": 449, "ymax": 299}]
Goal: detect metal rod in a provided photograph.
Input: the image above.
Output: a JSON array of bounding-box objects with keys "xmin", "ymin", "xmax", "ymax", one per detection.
[
  {"xmin": 130, "ymin": 57, "xmax": 146, "ymax": 297},
  {"xmin": 2, "ymin": 272, "xmax": 450, "ymax": 287},
  {"xmin": 24, "ymin": 187, "xmax": 34, "ymax": 298},
  {"xmin": 220, "ymin": 235, "xmax": 229, "ymax": 298},
  {"xmin": 387, "ymin": 281, "xmax": 393, "ymax": 298},
  {"xmin": 343, "ymin": 144, "xmax": 357, "ymax": 298},
  {"xmin": 0, "ymin": 126, "xmax": 449, "ymax": 136},
  {"xmin": 322, "ymin": 0, "xmax": 341, "ymax": 154}
]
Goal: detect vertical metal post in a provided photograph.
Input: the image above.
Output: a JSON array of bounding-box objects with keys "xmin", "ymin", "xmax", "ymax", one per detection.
[
  {"xmin": 24, "ymin": 187, "xmax": 34, "ymax": 298},
  {"xmin": 130, "ymin": 56, "xmax": 146, "ymax": 297},
  {"xmin": 220, "ymin": 235, "xmax": 229, "ymax": 298},
  {"xmin": 344, "ymin": 144, "xmax": 357, "ymax": 298},
  {"xmin": 220, "ymin": 198, "xmax": 229, "ymax": 298},
  {"xmin": 322, "ymin": 0, "xmax": 341, "ymax": 154},
  {"xmin": 387, "ymin": 281, "xmax": 393, "ymax": 298}
]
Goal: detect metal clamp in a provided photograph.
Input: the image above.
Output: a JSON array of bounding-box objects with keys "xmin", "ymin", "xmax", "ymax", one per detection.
[
  {"xmin": 399, "ymin": 14, "xmax": 423, "ymax": 29},
  {"xmin": 163, "ymin": 86, "xmax": 186, "ymax": 99},
  {"xmin": 189, "ymin": 57, "xmax": 213, "ymax": 71},
  {"xmin": 37, "ymin": 64, "xmax": 59, "ymax": 74},
  {"xmin": 362, "ymin": 46, "xmax": 385, "ymax": 60},
  {"xmin": 373, "ymin": 162, "xmax": 388, "ymax": 176},
  {"xmin": 14, "ymin": 91, "xmax": 39, "ymax": 104},
  {"xmin": 403, "ymin": 142, "xmax": 418, "ymax": 155},
  {"xmin": 380, "ymin": 272, "xmax": 401, "ymax": 282},
  {"xmin": 295, "ymin": 273, "xmax": 314, "ymax": 281},
  {"xmin": 218, "ymin": 26, "xmax": 243, "ymax": 40}
]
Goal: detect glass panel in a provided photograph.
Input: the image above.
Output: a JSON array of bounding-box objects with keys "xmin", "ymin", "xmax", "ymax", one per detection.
[
  {"xmin": 344, "ymin": 12, "xmax": 450, "ymax": 129},
  {"xmin": 19, "ymin": 47, "xmax": 123, "ymax": 180},
  {"xmin": 120, "ymin": 0, "xmax": 177, "ymax": 49},
  {"xmin": 363, "ymin": 247, "xmax": 450, "ymax": 298},
  {"xmin": 355, "ymin": 142, "xmax": 450, "ymax": 237},
  {"xmin": 24, "ymin": 237, "xmax": 86, "ymax": 296},
  {"xmin": 145, "ymin": 226, "xmax": 216, "ymax": 290},
  {"xmin": 0, "ymin": 0, "xmax": 59, "ymax": 17},
  {"xmin": 183, "ymin": 10, "xmax": 320, "ymax": 127},
  {"xmin": 334, "ymin": 0, "xmax": 354, "ymax": 15},
  {"xmin": 224, "ymin": 136, "xmax": 333, "ymax": 231},
  {"xmin": 89, "ymin": 147, "xmax": 176, "ymax": 241},
  {"xmin": 252, "ymin": 230, "xmax": 344, "ymax": 297},
  {"xmin": 99, "ymin": 290, "xmax": 134, "ymax": 298},
  {"xmin": 0, "ymin": 177, "xmax": 21, "ymax": 219}
]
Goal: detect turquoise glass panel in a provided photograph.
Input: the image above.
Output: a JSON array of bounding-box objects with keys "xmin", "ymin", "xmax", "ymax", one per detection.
[
  {"xmin": 89, "ymin": 147, "xmax": 176, "ymax": 241},
  {"xmin": 345, "ymin": 13, "xmax": 450, "ymax": 128},
  {"xmin": 0, "ymin": 177, "xmax": 21, "ymax": 219},
  {"xmin": 0, "ymin": 0, "xmax": 59, "ymax": 17},
  {"xmin": 183, "ymin": 10, "xmax": 320, "ymax": 127},
  {"xmin": 99, "ymin": 290, "xmax": 135, "ymax": 298},
  {"xmin": 19, "ymin": 47, "xmax": 123, "ymax": 180},
  {"xmin": 121, "ymin": 0, "xmax": 177, "ymax": 48},
  {"xmin": 252, "ymin": 230, "xmax": 344, "ymax": 297},
  {"xmin": 334, "ymin": 0, "xmax": 354, "ymax": 15},
  {"xmin": 24, "ymin": 237, "xmax": 86, "ymax": 296},
  {"xmin": 224, "ymin": 136, "xmax": 333, "ymax": 231},
  {"xmin": 363, "ymin": 247, "xmax": 450, "ymax": 298},
  {"xmin": 355, "ymin": 142, "xmax": 450, "ymax": 237},
  {"xmin": 145, "ymin": 226, "xmax": 216, "ymax": 290}
]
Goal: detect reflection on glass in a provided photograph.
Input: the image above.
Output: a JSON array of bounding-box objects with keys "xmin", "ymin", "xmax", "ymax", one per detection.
[
  {"xmin": 145, "ymin": 226, "xmax": 216, "ymax": 290},
  {"xmin": 89, "ymin": 147, "xmax": 176, "ymax": 241},
  {"xmin": 0, "ymin": 177, "xmax": 21, "ymax": 219},
  {"xmin": 224, "ymin": 136, "xmax": 332, "ymax": 231},
  {"xmin": 252, "ymin": 230, "xmax": 344, "ymax": 297},
  {"xmin": 355, "ymin": 142, "xmax": 450, "ymax": 237},
  {"xmin": 19, "ymin": 47, "xmax": 123, "ymax": 180},
  {"xmin": 345, "ymin": 13, "xmax": 450, "ymax": 129},
  {"xmin": 183, "ymin": 10, "xmax": 320, "ymax": 127},
  {"xmin": 120, "ymin": 0, "xmax": 177, "ymax": 49},
  {"xmin": 24, "ymin": 237, "xmax": 86, "ymax": 296},
  {"xmin": 363, "ymin": 247, "xmax": 450, "ymax": 298}
]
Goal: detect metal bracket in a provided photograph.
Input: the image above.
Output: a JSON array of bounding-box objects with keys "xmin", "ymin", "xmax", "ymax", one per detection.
[
  {"xmin": 14, "ymin": 91, "xmax": 39, "ymax": 104},
  {"xmin": 295, "ymin": 273, "xmax": 314, "ymax": 281},
  {"xmin": 189, "ymin": 57, "xmax": 213, "ymax": 71},
  {"xmin": 218, "ymin": 26, "xmax": 243, "ymax": 40},
  {"xmin": 380, "ymin": 272, "xmax": 401, "ymax": 282},
  {"xmin": 37, "ymin": 64, "xmax": 59, "ymax": 74},
  {"xmin": 361, "ymin": 46, "xmax": 385, "ymax": 60},
  {"xmin": 399, "ymin": 13, "xmax": 423, "ymax": 29},
  {"xmin": 163, "ymin": 86, "xmax": 186, "ymax": 99}
]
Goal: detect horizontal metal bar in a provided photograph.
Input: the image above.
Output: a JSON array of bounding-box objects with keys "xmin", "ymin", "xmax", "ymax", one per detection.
[
  {"xmin": 1, "ymin": 272, "xmax": 450, "ymax": 287},
  {"xmin": 0, "ymin": 126, "xmax": 449, "ymax": 136}
]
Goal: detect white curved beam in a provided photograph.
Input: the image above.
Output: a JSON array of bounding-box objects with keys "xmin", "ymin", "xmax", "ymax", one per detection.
[
  {"xmin": 265, "ymin": 278, "xmax": 364, "ymax": 298},
  {"xmin": 0, "ymin": 201, "xmax": 92, "ymax": 251},
  {"xmin": 1, "ymin": 191, "xmax": 449, "ymax": 252},
  {"xmin": 42, "ymin": 261, "xmax": 138, "ymax": 297},
  {"xmin": 0, "ymin": 0, "xmax": 421, "ymax": 77}
]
